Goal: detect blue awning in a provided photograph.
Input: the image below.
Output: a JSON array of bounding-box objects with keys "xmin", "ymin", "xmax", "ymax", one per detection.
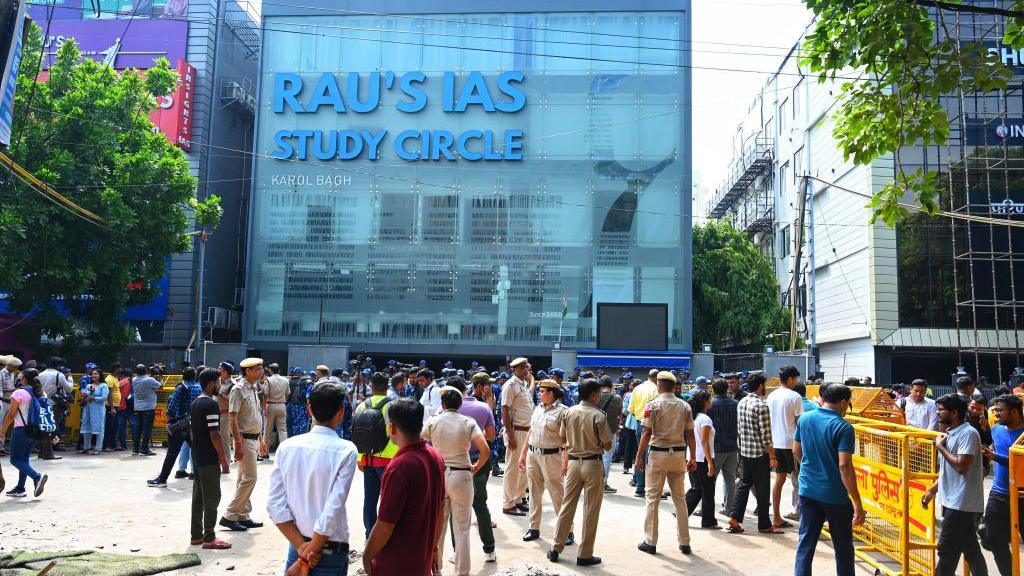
[{"xmin": 577, "ymin": 350, "xmax": 690, "ymax": 369}]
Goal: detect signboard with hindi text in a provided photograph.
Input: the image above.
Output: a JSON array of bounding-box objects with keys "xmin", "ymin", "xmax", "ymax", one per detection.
[{"xmin": 852, "ymin": 456, "xmax": 934, "ymax": 541}]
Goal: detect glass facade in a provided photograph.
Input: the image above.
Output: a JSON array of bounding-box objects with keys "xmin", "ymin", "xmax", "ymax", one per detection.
[{"xmin": 247, "ymin": 9, "xmax": 692, "ymax": 354}]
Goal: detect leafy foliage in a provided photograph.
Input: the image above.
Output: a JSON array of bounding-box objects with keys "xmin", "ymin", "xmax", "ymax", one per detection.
[
  {"xmin": 800, "ymin": 0, "xmax": 1016, "ymax": 225},
  {"xmin": 692, "ymin": 221, "xmax": 793, "ymax": 349},
  {"xmin": 0, "ymin": 23, "xmax": 206, "ymax": 361}
]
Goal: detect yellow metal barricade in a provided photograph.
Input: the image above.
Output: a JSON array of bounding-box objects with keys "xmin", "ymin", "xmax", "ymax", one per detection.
[
  {"xmin": 61, "ymin": 373, "xmax": 182, "ymax": 446},
  {"xmin": 836, "ymin": 416, "xmax": 940, "ymax": 576},
  {"xmin": 1009, "ymin": 431, "xmax": 1024, "ymax": 576}
]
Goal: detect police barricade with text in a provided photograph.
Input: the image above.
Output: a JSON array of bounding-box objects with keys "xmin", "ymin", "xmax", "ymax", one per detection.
[
  {"xmin": 63, "ymin": 374, "xmax": 182, "ymax": 446},
  {"xmin": 825, "ymin": 416, "xmax": 939, "ymax": 576},
  {"xmin": 1008, "ymin": 430, "xmax": 1023, "ymax": 576}
]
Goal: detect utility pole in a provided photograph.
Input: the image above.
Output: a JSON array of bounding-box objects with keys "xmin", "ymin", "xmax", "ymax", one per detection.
[
  {"xmin": 806, "ymin": 176, "xmax": 817, "ymax": 377},
  {"xmin": 193, "ymin": 230, "xmax": 208, "ymax": 363},
  {"xmin": 789, "ymin": 176, "xmax": 808, "ymax": 352}
]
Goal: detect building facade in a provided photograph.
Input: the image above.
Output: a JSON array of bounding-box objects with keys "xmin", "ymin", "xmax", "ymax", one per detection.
[
  {"xmin": 244, "ymin": 0, "xmax": 693, "ymax": 357},
  {"xmin": 17, "ymin": 0, "xmax": 260, "ymax": 366},
  {"xmin": 710, "ymin": 8, "xmax": 1024, "ymax": 386}
]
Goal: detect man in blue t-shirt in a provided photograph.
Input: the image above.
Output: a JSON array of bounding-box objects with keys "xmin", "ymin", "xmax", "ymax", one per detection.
[
  {"xmin": 792, "ymin": 383, "xmax": 864, "ymax": 576},
  {"xmin": 981, "ymin": 394, "xmax": 1024, "ymax": 576}
]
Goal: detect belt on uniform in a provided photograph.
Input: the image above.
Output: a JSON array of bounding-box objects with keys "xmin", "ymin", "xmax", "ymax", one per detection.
[
  {"xmin": 529, "ymin": 445, "xmax": 561, "ymax": 455},
  {"xmin": 302, "ymin": 537, "xmax": 349, "ymax": 555},
  {"xmin": 512, "ymin": 425, "xmax": 530, "ymax": 432},
  {"xmin": 241, "ymin": 433, "xmax": 261, "ymax": 440},
  {"xmin": 446, "ymin": 466, "xmax": 471, "ymax": 472},
  {"xmin": 650, "ymin": 446, "xmax": 686, "ymax": 452},
  {"xmin": 568, "ymin": 454, "xmax": 602, "ymax": 461}
]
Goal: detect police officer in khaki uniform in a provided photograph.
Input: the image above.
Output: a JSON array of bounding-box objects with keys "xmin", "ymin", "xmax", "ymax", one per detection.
[
  {"xmin": 635, "ymin": 371, "xmax": 696, "ymax": 556},
  {"xmin": 501, "ymin": 357, "xmax": 534, "ymax": 515},
  {"xmin": 520, "ymin": 380, "xmax": 573, "ymax": 545},
  {"xmin": 547, "ymin": 378, "xmax": 612, "ymax": 566},
  {"xmin": 220, "ymin": 357, "xmax": 265, "ymax": 531},
  {"xmin": 216, "ymin": 362, "xmax": 237, "ymax": 463},
  {"xmin": 260, "ymin": 363, "xmax": 289, "ymax": 455}
]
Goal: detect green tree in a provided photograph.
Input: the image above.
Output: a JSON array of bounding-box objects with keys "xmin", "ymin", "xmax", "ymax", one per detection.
[
  {"xmin": 692, "ymin": 221, "xmax": 793, "ymax": 350},
  {"xmin": 0, "ymin": 23, "xmax": 218, "ymax": 362},
  {"xmin": 801, "ymin": 0, "xmax": 1016, "ymax": 225}
]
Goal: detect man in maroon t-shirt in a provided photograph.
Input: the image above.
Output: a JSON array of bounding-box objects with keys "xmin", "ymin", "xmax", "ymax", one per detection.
[{"xmin": 363, "ymin": 397, "xmax": 445, "ymax": 576}]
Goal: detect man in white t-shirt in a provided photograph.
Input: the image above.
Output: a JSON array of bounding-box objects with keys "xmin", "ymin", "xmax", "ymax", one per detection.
[
  {"xmin": 765, "ymin": 365, "xmax": 803, "ymax": 528},
  {"xmin": 899, "ymin": 379, "xmax": 940, "ymax": 431}
]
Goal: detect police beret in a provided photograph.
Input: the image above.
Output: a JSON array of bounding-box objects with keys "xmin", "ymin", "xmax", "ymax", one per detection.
[
  {"xmin": 550, "ymin": 368, "xmax": 564, "ymax": 377},
  {"xmin": 536, "ymin": 370, "xmax": 549, "ymax": 379}
]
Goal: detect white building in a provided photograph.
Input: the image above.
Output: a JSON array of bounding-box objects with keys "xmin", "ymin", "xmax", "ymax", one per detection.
[{"xmin": 708, "ymin": 22, "xmax": 1024, "ymax": 386}]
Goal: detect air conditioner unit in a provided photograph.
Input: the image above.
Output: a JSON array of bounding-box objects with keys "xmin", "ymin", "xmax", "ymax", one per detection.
[
  {"xmin": 228, "ymin": 310, "xmax": 241, "ymax": 331},
  {"xmin": 208, "ymin": 306, "xmax": 230, "ymax": 328}
]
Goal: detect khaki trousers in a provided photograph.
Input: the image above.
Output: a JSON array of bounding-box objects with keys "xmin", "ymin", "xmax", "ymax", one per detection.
[
  {"xmin": 644, "ymin": 449, "xmax": 690, "ymax": 546},
  {"xmin": 218, "ymin": 413, "xmax": 232, "ymax": 461},
  {"xmin": 526, "ymin": 449, "xmax": 566, "ymax": 530},
  {"xmin": 502, "ymin": 428, "xmax": 529, "ymax": 509},
  {"xmin": 262, "ymin": 403, "xmax": 287, "ymax": 450},
  {"xmin": 436, "ymin": 469, "xmax": 474, "ymax": 576},
  {"xmin": 224, "ymin": 438, "xmax": 258, "ymax": 521},
  {"xmin": 553, "ymin": 458, "xmax": 604, "ymax": 558}
]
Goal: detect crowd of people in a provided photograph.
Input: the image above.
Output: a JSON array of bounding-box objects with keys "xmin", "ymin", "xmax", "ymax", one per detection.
[{"xmin": 0, "ymin": 352, "xmax": 1022, "ymax": 576}]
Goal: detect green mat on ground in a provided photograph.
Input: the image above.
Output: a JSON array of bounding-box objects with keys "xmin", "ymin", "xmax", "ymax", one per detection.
[{"xmin": 0, "ymin": 550, "xmax": 200, "ymax": 576}]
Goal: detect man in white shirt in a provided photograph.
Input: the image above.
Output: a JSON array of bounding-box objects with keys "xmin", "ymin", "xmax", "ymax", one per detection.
[
  {"xmin": 420, "ymin": 368, "xmax": 445, "ymax": 427},
  {"xmin": 899, "ymin": 379, "xmax": 940, "ymax": 431},
  {"xmin": 268, "ymin": 380, "xmax": 357, "ymax": 576},
  {"xmin": 38, "ymin": 357, "xmax": 73, "ymax": 459},
  {"xmin": 766, "ymin": 365, "xmax": 803, "ymax": 528}
]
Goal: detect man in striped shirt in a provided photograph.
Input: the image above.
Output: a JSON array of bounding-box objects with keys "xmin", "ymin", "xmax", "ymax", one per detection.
[{"xmin": 727, "ymin": 373, "xmax": 782, "ymax": 534}]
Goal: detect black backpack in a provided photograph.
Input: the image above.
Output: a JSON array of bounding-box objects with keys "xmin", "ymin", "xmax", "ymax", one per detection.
[{"xmin": 351, "ymin": 396, "xmax": 392, "ymax": 455}]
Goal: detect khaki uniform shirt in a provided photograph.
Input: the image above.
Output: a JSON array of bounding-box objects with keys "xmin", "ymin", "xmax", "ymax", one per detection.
[
  {"xmin": 529, "ymin": 402, "xmax": 567, "ymax": 449},
  {"xmin": 228, "ymin": 379, "xmax": 264, "ymax": 434},
  {"xmin": 645, "ymin": 392, "xmax": 694, "ymax": 447},
  {"xmin": 501, "ymin": 375, "xmax": 534, "ymax": 427},
  {"xmin": 559, "ymin": 401, "xmax": 612, "ymax": 458},
  {"xmin": 217, "ymin": 376, "xmax": 238, "ymax": 409},
  {"xmin": 423, "ymin": 409, "xmax": 483, "ymax": 469},
  {"xmin": 264, "ymin": 374, "xmax": 289, "ymax": 404}
]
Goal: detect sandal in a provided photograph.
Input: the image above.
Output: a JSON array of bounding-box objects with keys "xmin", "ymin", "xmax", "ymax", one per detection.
[
  {"xmin": 758, "ymin": 527, "xmax": 786, "ymax": 534},
  {"xmin": 726, "ymin": 523, "xmax": 745, "ymax": 534},
  {"xmin": 202, "ymin": 539, "xmax": 232, "ymax": 550}
]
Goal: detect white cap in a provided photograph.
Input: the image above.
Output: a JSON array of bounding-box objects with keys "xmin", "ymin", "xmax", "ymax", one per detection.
[
  {"xmin": 239, "ymin": 357, "xmax": 263, "ymax": 369},
  {"xmin": 5, "ymin": 356, "xmax": 22, "ymax": 369},
  {"xmin": 509, "ymin": 357, "xmax": 529, "ymax": 368},
  {"xmin": 657, "ymin": 371, "xmax": 677, "ymax": 383},
  {"xmin": 316, "ymin": 364, "xmax": 330, "ymax": 373}
]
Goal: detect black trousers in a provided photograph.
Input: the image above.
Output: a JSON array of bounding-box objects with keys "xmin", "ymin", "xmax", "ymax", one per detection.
[
  {"xmin": 132, "ymin": 410, "xmax": 155, "ymax": 453},
  {"xmin": 685, "ymin": 460, "xmax": 718, "ymax": 527},
  {"xmin": 156, "ymin": 427, "xmax": 189, "ymax": 482},
  {"xmin": 983, "ymin": 491, "xmax": 1024, "ymax": 576},
  {"xmin": 936, "ymin": 507, "xmax": 988, "ymax": 576},
  {"xmin": 730, "ymin": 454, "xmax": 771, "ymax": 530},
  {"xmin": 191, "ymin": 464, "xmax": 221, "ymax": 542}
]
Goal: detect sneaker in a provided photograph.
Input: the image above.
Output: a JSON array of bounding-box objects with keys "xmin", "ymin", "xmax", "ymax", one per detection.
[
  {"xmin": 33, "ymin": 474, "xmax": 47, "ymax": 497},
  {"xmin": 131, "ymin": 451, "xmax": 141, "ymax": 456},
  {"xmin": 147, "ymin": 479, "xmax": 168, "ymax": 488},
  {"xmin": 484, "ymin": 551, "xmax": 496, "ymax": 563},
  {"xmin": 5, "ymin": 487, "xmax": 26, "ymax": 498},
  {"xmin": 603, "ymin": 484, "xmax": 617, "ymax": 494},
  {"xmin": 784, "ymin": 511, "xmax": 801, "ymax": 521}
]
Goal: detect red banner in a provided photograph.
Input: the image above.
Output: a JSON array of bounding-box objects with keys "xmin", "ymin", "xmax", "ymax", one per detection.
[{"xmin": 151, "ymin": 59, "xmax": 194, "ymax": 152}]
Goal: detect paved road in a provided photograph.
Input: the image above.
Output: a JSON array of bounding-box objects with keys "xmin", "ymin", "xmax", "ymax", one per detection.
[{"xmin": 0, "ymin": 447, "xmax": 1004, "ymax": 575}]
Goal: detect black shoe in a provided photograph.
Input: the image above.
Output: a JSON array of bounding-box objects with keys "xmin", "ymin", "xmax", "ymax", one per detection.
[
  {"xmin": 622, "ymin": 468, "xmax": 631, "ymax": 475},
  {"xmin": 603, "ymin": 484, "xmax": 617, "ymax": 494},
  {"xmin": 515, "ymin": 501, "xmax": 529, "ymax": 513},
  {"xmin": 174, "ymin": 470, "xmax": 189, "ymax": 479},
  {"xmin": 576, "ymin": 556, "xmax": 602, "ymax": 566},
  {"xmin": 147, "ymin": 478, "xmax": 168, "ymax": 488},
  {"xmin": 564, "ymin": 532, "xmax": 575, "ymax": 546},
  {"xmin": 491, "ymin": 468, "xmax": 504, "ymax": 477},
  {"xmin": 219, "ymin": 518, "xmax": 248, "ymax": 532},
  {"xmin": 238, "ymin": 519, "xmax": 263, "ymax": 529},
  {"xmin": 188, "ymin": 473, "xmax": 194, "ymax": 480},
  {"xmin": 661, "ymin": 491, "xmax": 670, "ymax": 500},
  {"xmin": 546, "ymin": 549, "xmax": 559, "ymax": 563},
  {"xmin": 638, "ymin": 542, "xmax": 656, "ymax": 554},
  {"xmin": 53, "ymin": 445, "xmax": 66, "ymax": 452},
  {"xmin": 522, "ymin": 529, "xmax": 540, "ymax": 541},
  {"xmin": 680, "ymin": 545, "xmax": 692, "ymax": 555},
  {"xmin": 634, "ymin": 492, "xmax": 644, "ymax": 498},
  {"xmin": 142, "ymin": 451, "xmax": 158, "ymax": 456}
]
